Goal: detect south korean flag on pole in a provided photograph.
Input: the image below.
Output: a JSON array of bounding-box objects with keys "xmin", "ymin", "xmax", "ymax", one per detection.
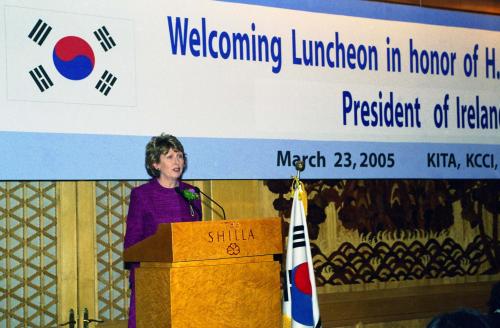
[
  {"xmin": 283, "ymin": 178, "xmax": 322, "ymax": 328},
  {"xmin": 5, "ymin": 5, "xmax": 135, "ymax": 106}
]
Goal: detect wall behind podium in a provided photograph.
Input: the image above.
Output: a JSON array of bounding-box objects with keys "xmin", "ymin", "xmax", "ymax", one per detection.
[{"xmin": 3, "ymin": 179, "xmax": 496, "ymax": 327}]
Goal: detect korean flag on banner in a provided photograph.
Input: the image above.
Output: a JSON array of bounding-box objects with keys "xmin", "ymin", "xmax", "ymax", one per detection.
[
  {"xmin": 5, "ymin": 5, "xmax": 136, "ymax": 106},
  {"xmin": 283, "ymin": 181, "xmax": 322, "ymax": 328}
]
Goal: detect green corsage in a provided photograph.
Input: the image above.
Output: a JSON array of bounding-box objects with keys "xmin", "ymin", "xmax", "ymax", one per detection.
[{"xmin": 181, "ymin": 188, "xmax": 199, "ymax": 201}]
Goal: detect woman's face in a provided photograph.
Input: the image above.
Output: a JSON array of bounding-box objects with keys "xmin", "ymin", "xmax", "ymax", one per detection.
[{"xmin": 153, "ymin": 148, "xmax": 185, "ymax": 185}]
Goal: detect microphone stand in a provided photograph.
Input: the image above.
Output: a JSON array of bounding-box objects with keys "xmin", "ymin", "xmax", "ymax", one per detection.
[{"xmin": 194, "ymin": 187, "xmax": 226, "ymax": 220}]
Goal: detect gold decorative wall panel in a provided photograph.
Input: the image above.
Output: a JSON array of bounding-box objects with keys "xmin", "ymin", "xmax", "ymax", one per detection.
[
  {"xmin": 0, "ymin": 182, "xmax": 58, "ymax": 328},
  {"xmin": 95, "ymin": 181, "xmax": 144, "ymax": 321}
]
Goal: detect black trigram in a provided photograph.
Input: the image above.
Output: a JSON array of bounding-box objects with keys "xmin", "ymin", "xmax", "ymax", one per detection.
[
  {"xmin": 292, "ymin": 225, "xmax": 306, "ymax": 248},
  {"xmin": 29, "ymin": 65, "xmax": 53, "ymax": 92},
  {"xmin": 28, "ymin": 19, "xmax": 52, "ymax": 46},
  {"xmin": 95, "ymin": 70, "xmax": 117, "ymax": 96},
  {"xmin": 283, "ymin": 270, "xmax": 292, "ymax": 302},
  {"xmin": 93, "ymin": 26, "xmax": 116, "ymax": 52}
]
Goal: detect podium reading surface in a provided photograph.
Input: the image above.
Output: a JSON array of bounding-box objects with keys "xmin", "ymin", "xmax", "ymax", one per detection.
[{"xmin": 123, "ymin": 218, "xmax": 282, "ymax": 328}]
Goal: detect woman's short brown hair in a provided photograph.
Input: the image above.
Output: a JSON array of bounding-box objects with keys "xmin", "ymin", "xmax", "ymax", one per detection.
[{"xmin": 145, "ymin": 133, "xmax": 185, "ymax": 178}]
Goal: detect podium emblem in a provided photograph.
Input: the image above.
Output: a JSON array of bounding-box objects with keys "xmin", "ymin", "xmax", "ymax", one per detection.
[{"xmin": 227, "ymin": 243, "xmax": 240, "ymax": 256}]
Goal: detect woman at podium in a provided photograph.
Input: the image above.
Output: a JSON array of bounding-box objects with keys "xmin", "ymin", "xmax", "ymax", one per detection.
[{"xmin": 124, "ymin": 133, "xmax": 202, "ymax": 328}]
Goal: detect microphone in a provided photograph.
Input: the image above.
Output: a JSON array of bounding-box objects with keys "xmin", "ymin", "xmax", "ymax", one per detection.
[{"xmin": 193, "ymin": 186, "xmax": 227, "ymax": 220}]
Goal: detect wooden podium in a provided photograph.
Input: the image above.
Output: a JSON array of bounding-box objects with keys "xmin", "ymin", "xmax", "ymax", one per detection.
[{"xmin": 123, "ymin": 218, "xmax": 283, "ymax": 328}]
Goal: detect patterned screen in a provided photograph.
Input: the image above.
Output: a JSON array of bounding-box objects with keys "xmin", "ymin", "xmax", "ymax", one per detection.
[
  {"xmin": 95, "ymin": 181, "xmax": 144, "ymax": 321},
  {"xmin": 0, "ymin": 182, "xmax": 58, "ymax": 328}
]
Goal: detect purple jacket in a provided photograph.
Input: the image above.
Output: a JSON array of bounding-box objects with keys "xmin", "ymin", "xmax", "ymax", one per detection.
[{"xmin": 124, "ymin": 179, "xmax": 202, "ymax": 255}]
